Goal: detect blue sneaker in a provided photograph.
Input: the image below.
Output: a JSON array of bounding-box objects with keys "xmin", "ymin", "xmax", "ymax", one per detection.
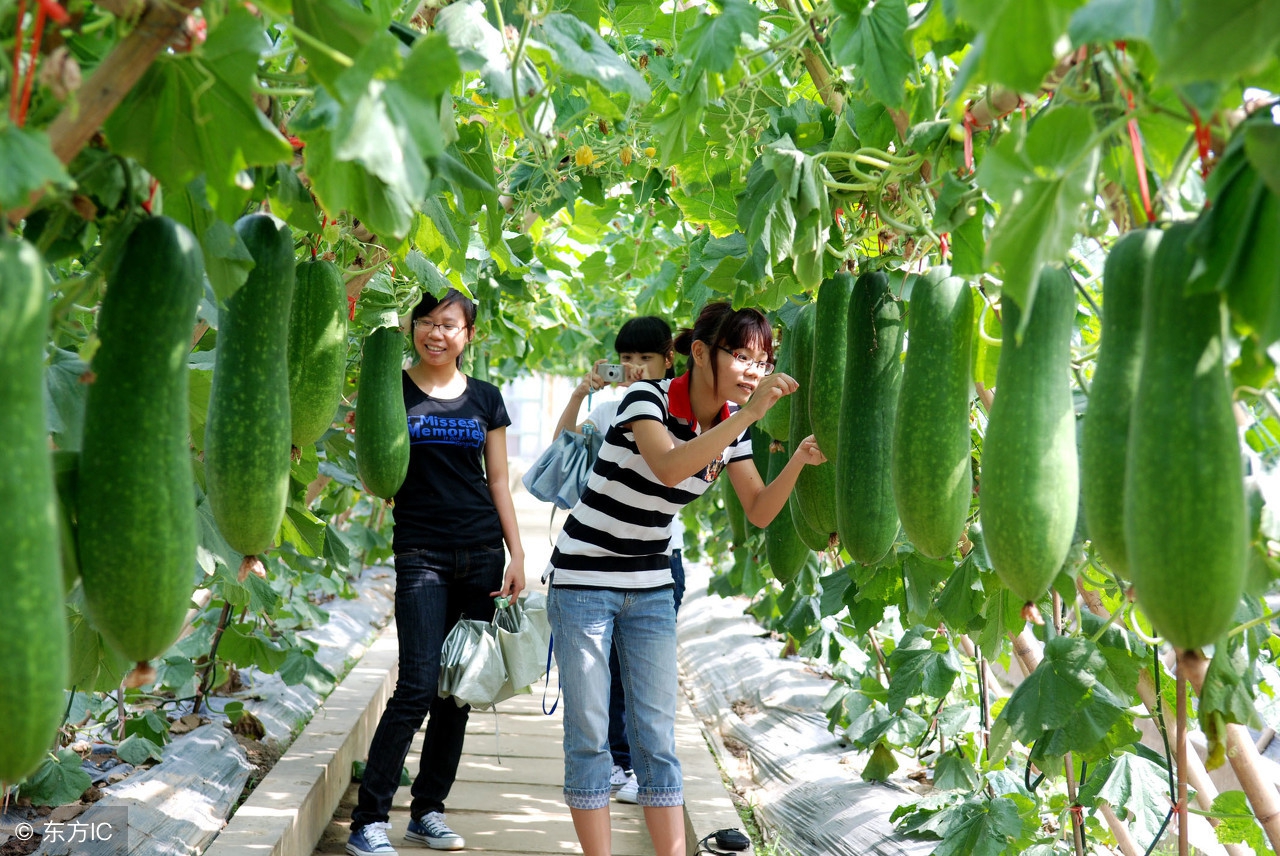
[
  {"xmin": 405, "ymin": 811, "xmax": 465, "ymax": 850},
  {"xmin": 347, "ymin": 821, "xmax": 397, "ymax": 856}
]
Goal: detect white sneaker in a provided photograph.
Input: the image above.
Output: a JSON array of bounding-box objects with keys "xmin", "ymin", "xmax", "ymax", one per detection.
[
  {"xmin": 615, "ymin": 773, "xmax": 639, "ymax": 804},
  {"xmin": 609, "ymin": 764, "xmax": 630, "ymax": 793}
]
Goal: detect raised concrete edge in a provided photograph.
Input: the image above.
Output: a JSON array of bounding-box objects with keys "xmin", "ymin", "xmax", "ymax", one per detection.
[
  {"xmin": 202, "ymin": 623, "xmax": 399, "ymax": 856},
  {"xmin": 675, "ymin": 684, "xmax": 749, "ymax": 856}
]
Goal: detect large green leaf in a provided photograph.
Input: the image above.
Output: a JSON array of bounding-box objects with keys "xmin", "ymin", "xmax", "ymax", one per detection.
[
  {"xmin": 291, "ymin": 0, "xmax": 379, "ymax": 92},
  {"xmin": 992, "ymin": 635, "xmax": 1128, "ymax": 756},
  {"xmin": 1212, "ymin": 790, "xmax": 1276, "ymax": 856},
  {"xmin": 19, "ymin": 750, "xmax": 92, "ymax": 805},
  {"xmin": 886, "ymin": 626, "xmax": 963, "ymax": 710},
  {"xmin": 829, "ymin": 0, "xmax": 914, "ymax": 109},
  {"xmin": 104, "ymin": 8, "xmax": 293, "ymax": 220},
  {"xmin": 0, "ymin": 125, "xmax": 70, "ymax": 210},
  {"xmin": 166, "ymin": 178, "xmax": 255, "ymax": 303},
  {"xmin": 435, "ymin": 0, "xmax": 547, "ymax": 109},
  {"xmin": 955, "ymin": 0, "xmax": 1084, "ymax": 93},
  {"xmin": 899, "ymin": 794, "xmax": 1025, "ymax": 856},
  {"xmin": 1068, "ymin": 0, "xmax": 1156, "ymax": 45},
  {"xmin": 1075, "ymin": 752, "xmax": 1171, "ymax": 845},
  {"xmin": 976, "ymin": 105, "xmax": 1099, "ymax": 320},
  {"xmin": 540, "ymin": 12, "xmax": 650, "ymax": 103},
  {"xmin": 1155, "ymin": 0, "xmax": 1280, "ymax": 85},
  {"xmin": 678, "ymin": 0, "xmax": 762, "ymax": 81}
]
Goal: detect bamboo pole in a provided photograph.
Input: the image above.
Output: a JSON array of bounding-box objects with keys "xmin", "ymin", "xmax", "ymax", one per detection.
[
  {"xmin": 8, "ymin": 0, "xmax": 203, "ymax": 223},
  {"xmin": 1177, "ymin": 653, "xmax": 1189, "ymax": 856},
  {"xmin": 1181, "ymin": 650, "xmax": 1280, "ymax": 854}
]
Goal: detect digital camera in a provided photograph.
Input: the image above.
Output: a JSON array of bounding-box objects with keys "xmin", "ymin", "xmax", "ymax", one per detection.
[{"xmin": 600, "ymin": 363, "xmax": 625, "ymax": 383}]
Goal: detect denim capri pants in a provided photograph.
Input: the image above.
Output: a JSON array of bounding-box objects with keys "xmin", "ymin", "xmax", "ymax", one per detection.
[{"xmin": 548, "ymin": 585, "xmax": 683, "ymax": 809}]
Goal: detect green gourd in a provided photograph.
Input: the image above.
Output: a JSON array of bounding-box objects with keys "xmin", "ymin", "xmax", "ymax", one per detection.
[
  {"xmin": 723, "ymin": 473, "xmax": 747, "ymax": 546},
  {"xmin": 288, "ymin": 258, "xmax": 348, "ymax": 448},
  {"xmin": 758, "ymin": 324, "xmax": 791, "ymax": 442},
  {"xmin": 765, "ymin": 439, "xmax": 810, "ymax": 585},
  {"xmin": 0, "ymin": 236, "xmax": 68, "ymax": 783},
  {"xmin": 79, "ymin": 217, "xmax": 203, "ymax": 664},
  {"xmin": 810, "ymin": 273, "xmax": 856, "ymax": 461},
  {"xmin": 206, "ymin": 214, "xmax": 295, "ymax": 557},
  {"xmin": 1125, "ymin": 224, "xmax": 1246, "ymax": 650},
  {"xmin": 837, "ymin": 271, "xmax": 904, "ymax": 565},
  {"xmin": 787, "ymin": 302, "xmax": 838, "ymax": 548},
  {"xmin": 1080, "ymin": 229, "xmax": 1162, "ymax": 575},
  {"xmin": 892, "ymin": 267, "xmax": 974, "ymax": 559},
  {"xmin": 356, "ymin": 326, "xmax": 410, "ymax": 498},
  {"xmin": 979, "ymin": 266, "xmax": 1079, "ymax": 605}
]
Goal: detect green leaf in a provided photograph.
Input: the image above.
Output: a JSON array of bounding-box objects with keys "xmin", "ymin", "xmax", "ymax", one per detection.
[
  {"xmin": 166, "ymin": 178, "xmax": 255, "ymax": 303},
  {"xmin": 976, "ymin": 106, "xmax": 1099, "ymax": 320},
  {"xmin": 435, "ymin": 0, "xmax": 547, "ymax": 106},
  {"xmin": 956, "ymin": 0, "xmax": 1084, "ymax": 94},
  {"xmin": 45, "ymin": 347, "xmax": 89, "ymax": 453},
  {"xmin": 104, "ymin": 8, "xmax": 293, "ymax": 220},
  {"xmin": 1246, "ymin": 118, "xmax": 1280, "ymax": 199},
  {"xmin": 268, "ymin": 164, "xmax": 323, "ymax": 233},
  {"xmin": 933, "ymin": 752, "xmax": 981, "ymax": 791},
  {"xmin": 994, "ymin": 635, "xmax": 1127, "ymax": 752},
  {"xmin": 651, "ymin": 77, "xmax": 709, "ymax": 167},
  {"xmin": 1212, "ymin": 790, "xmax": 1276, "ymax": 855},
  {"xmin": 862, "ymin": 741, "xmax": 900, "ymax": 781},
  {"xmin": 291, "ymin": 0, "xmax": 378, "ymax": 92},
  {"xmin": 0, "ymin": 125, "xmax": 70, "ymax": 210},
  {"xmin": 887, "ymin": 626, "xmax": 963, "ymax": 710},
  {"xmin": 116, "ymin": 734, "xmax": 165, "ymax": 766},
  {"xmin": 18, "ymin": 750, "xmax": 92, "ymax": 804},
  {"xmin": 937, "ymin": 554, "xmax": 987, "ymax": 633},
  {"xmin": 1076, "ymin": 752, "xmax": 1172, "ymax": 846},
  {"xmin": 66, "ymin": 590, "xmax": 133, "ymax": 693},
  {"xmin": 914, "ymin": 795, "xmax": 1024, "ymax": 856},
  {"xmin": 278, "ymin": 647, "xmax": 338, "ymax": 694},
  {"xmin": 1067, "ymin": 0, "xmax": 1156, "ymax": 45},
  {"xmin": 679, "ymin": 0, "xmax": 762, "ymax": 80},
  {"xmin": 829, "ymin": 0, "xmax": 914, "ymax": 108},
  {"xmin": 901, "ymin": 552, "xmax": 951, "ymax": 626},
  {"xmin": 1155, "ymin": 0, "xmax": 1280, "ymax": 85},
  {"xmin": 282, "ymin": 505, "xmax": 327, "ymax": 557},
  {"xmin": 217, "ymin": 623, "xmax": 288, "ymax": 673},
  {"xmin": 541, "ymin": 13, "xmax": 650, "ymax": 103}
]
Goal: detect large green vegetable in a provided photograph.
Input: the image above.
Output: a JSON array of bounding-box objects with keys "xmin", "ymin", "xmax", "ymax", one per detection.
[
  {"xmin": 810, "ymin": 273, "xmax": 856, "ymax": 461},
  {"xmin": 1125, "ymin": 224, "xmax": 1246, "ymax": 649},
  {"xmin": 1080, "ymin": 229, "xmax": 1162, "ymax": 576},
  {"xmin": 980, "ymin": 266, "xmax": 1079, "ymax": 605},
  {"xmin": 787, "ymin": 302, "xmax": 838, "ymax": 548},
  {"xmin": 837, "ymin": 271, "xmax": 904, "ymax": 565},
  {"xmin": 892, "ymin": 267, "xmax": 974, "ymax": 559},
  {"xmin": 0, "ymin": 237, "xmax": 68, "ymax": 783},
  {"xmin": 79, "ymin": 216, "xmax": 203, "ymax": 664},
  {"xmin": 356, "ymin": 326, "xmax": 410, "ymax": 499},
  {"xmin": 206, "ymin": 214, "xmax": 295, "ymax": 557},
  {"xmin": 288, "ymin": 258, "xmax": 348, "ymax": 448},
  {"xmin": 765, "ymin": 438, "xmax": 810, "ymax": 585},
  {"xmin": 758, "ymin": 323, "xmax": 792, "ymax": 442}
]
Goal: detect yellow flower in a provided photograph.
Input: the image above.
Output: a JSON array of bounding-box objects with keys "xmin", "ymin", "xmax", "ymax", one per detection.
[
  {"xmin": 575, "ymin": 144, "xmax": 595, "ymax": 167},
  {"xmin": 644, "ymin": 146, "xmax": 656, "ymax": 158},
  {"xmin": 620, "ymin": 146, "xmax": 633, "ymax": 166}
]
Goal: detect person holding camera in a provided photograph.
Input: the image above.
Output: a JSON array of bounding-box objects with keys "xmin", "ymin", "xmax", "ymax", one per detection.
[
  {"xmin": 545, "ymin": 302, "xmax": 825, "ymax": 856},
  {"xmin": 550, "ymin": 316, "xmax": 682, "ymax": 802},
  {"xmin": 347, "ymin": 289, "xmax": 525, "ymax": 856}
]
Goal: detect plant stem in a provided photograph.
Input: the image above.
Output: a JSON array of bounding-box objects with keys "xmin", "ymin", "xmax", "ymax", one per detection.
[
  {"xmin": 1228, "ymin": 608, "xmax": 1280, "ymax": 638},
  {"xmin": 193, "ymin": 601, "xmax": 235, "ymax": 715}
]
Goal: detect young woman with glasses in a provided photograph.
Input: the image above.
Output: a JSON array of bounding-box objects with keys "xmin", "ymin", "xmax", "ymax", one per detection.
[
  {"xmin": 544, "ymin": 302, "xmax": 825, "ymax": 856},
  {"xmin": 347, "ymin": 289, "xmax": 525, "ymax": 856}
]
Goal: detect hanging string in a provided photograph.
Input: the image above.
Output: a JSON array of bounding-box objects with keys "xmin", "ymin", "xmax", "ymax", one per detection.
[
  {"xmin": 1113, "ymin": 43, "xmax": 1155, "ymax": 224},
  {"xmin": 10, "ymin": 0, "xmax": 69, "ymax": 127}
]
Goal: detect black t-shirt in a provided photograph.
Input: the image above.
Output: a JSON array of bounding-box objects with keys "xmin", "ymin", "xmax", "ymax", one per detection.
[{"xmin": 391, "ymin": 372, "xmax": 511, "ymax": 553}]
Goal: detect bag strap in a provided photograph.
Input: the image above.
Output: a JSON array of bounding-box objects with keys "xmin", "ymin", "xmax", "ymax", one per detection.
[{"xmin": 541, "ymin": 632, "xmax": 560, "ymax": 715}]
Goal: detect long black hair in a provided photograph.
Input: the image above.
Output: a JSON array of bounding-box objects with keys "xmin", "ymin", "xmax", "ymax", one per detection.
[{"xmin": 673, "ymin": 302, "xmax": 772, "ymax": 392}]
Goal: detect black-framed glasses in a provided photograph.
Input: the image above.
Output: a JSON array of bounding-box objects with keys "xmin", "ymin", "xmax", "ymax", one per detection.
[
  {"xmin": 413, "ymin": 319, "xmax": 462, "ymax": 335},
  {"xmin": 716, "ymin": 346, "xmax": 774, "ymax": 376}
]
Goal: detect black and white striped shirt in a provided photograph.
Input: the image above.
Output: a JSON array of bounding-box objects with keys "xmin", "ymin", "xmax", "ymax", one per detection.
[{"xmin": 547, "ymin": 374, "xmax": 753, "ymax": 589}]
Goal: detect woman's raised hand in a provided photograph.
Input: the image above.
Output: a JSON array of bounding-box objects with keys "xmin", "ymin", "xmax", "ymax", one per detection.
[
  {"xmin": 793, "ymin": 434, "xmax": 826, "ymax": 466},
  {"xmin": 744, "ymin": 372, "xmax": 799, "ymax": 420},
  {"xmin": 577, "ymin": 359, "xmax": 609, "ymax": 395}
]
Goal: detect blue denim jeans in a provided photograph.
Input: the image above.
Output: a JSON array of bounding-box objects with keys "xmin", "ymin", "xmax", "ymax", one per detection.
[
  {"xmin": 609, "ymin": 550, "xmax": 684, "ymax": 770},
  {"xmin": 549, "ymin": 584, "xmax": 682, "ymax": 809},
  {"xmin": 351, "ymin": 545, "xmax": 505, "ymax": 830}
]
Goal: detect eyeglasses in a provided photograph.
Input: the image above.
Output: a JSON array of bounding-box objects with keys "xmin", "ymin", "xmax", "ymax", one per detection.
[
  {"xmin": 717, "ymin": 346, "xmax": 774, "ymax": 375},
  {"xmin": 413, "ymin": 319, "xmax": 463, "ymax": 335}
]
